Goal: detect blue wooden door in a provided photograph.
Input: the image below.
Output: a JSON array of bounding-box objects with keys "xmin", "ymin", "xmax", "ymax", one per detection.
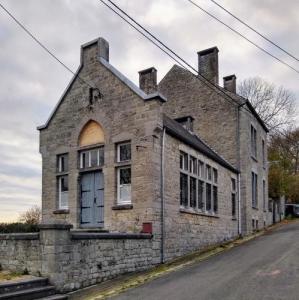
[{"xmin": 80, "ymin": 171, "xmax": 104, "ymax": 227}]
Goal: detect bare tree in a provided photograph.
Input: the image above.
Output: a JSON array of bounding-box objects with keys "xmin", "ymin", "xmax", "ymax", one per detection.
[
  {"xmin": 238, "ymin": 77, "xmax": 297, "ymax": 131},
  {"xmin": 19, "ymin": 206, "xmax": 41, "ymax": 225}
]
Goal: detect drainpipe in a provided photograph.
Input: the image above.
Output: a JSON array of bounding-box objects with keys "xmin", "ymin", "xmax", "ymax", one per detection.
[
  {"xmin": 160, "ymin": 127, "xmax": 166, "ymax": 263},
  {"xmin": 237, "ymin": 105, "xmax": 242, "ymax": 236}
]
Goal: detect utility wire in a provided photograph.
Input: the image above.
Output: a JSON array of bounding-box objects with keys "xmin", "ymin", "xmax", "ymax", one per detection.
[
  {"xmin": 187, "ymin": 0, "xmax": 299, "ymax": 75},
  {"xmin": 0, "ymin": 2, "xmax": 100, "ymax": 93},
  {"xmin": 100, "ymin": 0, "xmax": 249, "ymax": 110},
  {"xmin": 209, "ymin": 0, "xmax": 299, "ymax": 63}
]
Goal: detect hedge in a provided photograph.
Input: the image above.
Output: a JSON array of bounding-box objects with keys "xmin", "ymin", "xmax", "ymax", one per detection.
[{"xmin": 0, "ymin": 223, "xmax": 39, "ymax": 233}]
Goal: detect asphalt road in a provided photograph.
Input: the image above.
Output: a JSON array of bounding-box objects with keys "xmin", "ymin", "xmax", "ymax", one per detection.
[{"xmin": 111, "ymin": 221, "xmax": 299, "ymax": 300}]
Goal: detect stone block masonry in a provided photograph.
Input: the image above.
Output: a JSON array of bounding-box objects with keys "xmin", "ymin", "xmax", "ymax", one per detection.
[{"xmin": 0, "ymin": 224, "xmax": 157, "ymax": 293}]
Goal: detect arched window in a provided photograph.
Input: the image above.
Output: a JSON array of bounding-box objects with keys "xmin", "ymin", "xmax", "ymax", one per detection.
[{"xmin": 78, "ymin": 120, "xmax": 104, "ymax": 147}]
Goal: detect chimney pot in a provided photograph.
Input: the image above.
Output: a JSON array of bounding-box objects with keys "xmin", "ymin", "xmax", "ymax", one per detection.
[
  {"xmin": 139, "ymin": 67, "xmax": 157, "ymax": 94},
  {"xmin": 197, "ymin": 47, "xmax": 219, "ymax": 84},
  {"xmin": 223, "ymin": 75, "xmax": 237, "ymax": 93}
]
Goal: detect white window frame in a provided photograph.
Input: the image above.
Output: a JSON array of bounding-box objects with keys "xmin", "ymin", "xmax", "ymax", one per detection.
[
  {"xmin": 58, "ymin": 176, "xmax": 68, "ymax": 209},
  {"xmin": 79, "ymin": 147, "xmax": 103, "ymax": 169},
  {"xmin": 117, "ymin": 142, "xmax": 131, "ymax": 163},
  {"xmin": 117, "ymin": 166, "xmax": 131, "ymax": 205}
]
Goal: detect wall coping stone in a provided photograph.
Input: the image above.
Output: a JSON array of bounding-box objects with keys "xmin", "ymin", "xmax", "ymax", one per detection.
[
  {"xmin": 38, "ymin": 223, "xmax": 73, "ymax": 230},
  {"xmin": 0, "ymin": 233, "xmax": 39, "ymax": 240},
  {"xmin": 71, "ymin": 232, "xmax": 152, "ymax": 240}
]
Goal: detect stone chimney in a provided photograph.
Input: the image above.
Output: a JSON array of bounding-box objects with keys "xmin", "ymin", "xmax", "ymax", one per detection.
[
  {"xmin": 139, "ymin": 67, "xmax": 157, "ymax": 94},
  {"xmin": 81, "ymin": 37, "xmax": 109, "ymax": 65},
  {"xmin": 223, "ymin": 75, "xmax": 237, "ymax": 93},
  {"xmin": 197, "ymin": 47, "xmax": 219, "ymax": 84}
]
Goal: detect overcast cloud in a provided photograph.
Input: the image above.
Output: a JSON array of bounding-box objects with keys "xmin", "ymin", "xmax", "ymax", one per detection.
[{"xmin": 0, "ymin": 0, "xmax": 298, "ymax": 222}]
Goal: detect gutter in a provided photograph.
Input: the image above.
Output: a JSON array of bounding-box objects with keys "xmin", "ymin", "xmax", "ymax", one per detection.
[{"xmin": 160, "ymin": 128, "xmax": 166, "ymax": 263}]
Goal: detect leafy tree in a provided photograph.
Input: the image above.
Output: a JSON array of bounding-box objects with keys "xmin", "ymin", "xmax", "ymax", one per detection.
[{"xmin": 268, "ymin": 128, "xmax": 299, "ymax": 203}]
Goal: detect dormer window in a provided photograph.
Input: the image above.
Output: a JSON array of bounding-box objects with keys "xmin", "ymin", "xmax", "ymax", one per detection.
[{"xmin": 175, "ymin": 116, "xmax": 194, "ymax": 132}]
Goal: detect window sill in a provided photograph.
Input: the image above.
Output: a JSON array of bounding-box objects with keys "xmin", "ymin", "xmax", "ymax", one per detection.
[
  {"xmin": 53, "ymin": 209, "xmax": 70, "ymax": 214},
  {"xmin": 251, "ymin": 156, "xmax": 258, "ymax": 162},
  {"xmin": 114, "ymin": 161, "xmax": 131, "ymax": 168},
  {"xmin": 79, "ymin": 166, "xmax": 104, "ymax": 173},
  {"xmin": 112, "ymin": 204, "xmax": 133, "ymax": 210},
  {"xmin": 252, "ymin": 207, "xmax": 259, "ymax": 210},
  {"xmin": 179, "ymin": 208, "xmax": 219, "ymax": 218},
  {"xmin": 56, "ymin": 171, "xmax": 68, "ymax": 176},
  {"xmin": 232, "ymin": 217, "xmax": 237, "ymax": 221}
]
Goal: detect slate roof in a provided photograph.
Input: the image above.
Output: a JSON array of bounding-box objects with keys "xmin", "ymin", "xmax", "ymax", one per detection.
[{"xmin": 163, "ymin": 114, "xmax": 239, "ymax": 174}]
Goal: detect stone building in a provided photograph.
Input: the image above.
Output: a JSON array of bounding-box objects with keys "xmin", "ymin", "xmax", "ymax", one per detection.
[{"xmin": 36, "ymin": 37, "xmax": 268, "ymax": 268}]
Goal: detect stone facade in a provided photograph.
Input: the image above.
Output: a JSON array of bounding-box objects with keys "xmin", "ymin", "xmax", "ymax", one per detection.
[
  {"xmin": 158, "ymin": 49, "xmax": 269, "ymax": 235},
  {"xmin": 12, "ymin": 36, "xmax": 271, "ymax": 291}
]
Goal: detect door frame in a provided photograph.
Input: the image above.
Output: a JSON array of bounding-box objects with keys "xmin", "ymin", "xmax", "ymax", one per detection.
[{"xmin": 79, "ymin": 169, "xmax": 104, "ymax": 229}]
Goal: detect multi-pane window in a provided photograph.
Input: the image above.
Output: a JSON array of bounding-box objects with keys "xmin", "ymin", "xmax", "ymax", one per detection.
[
  {"xmin": 179, "ymin": 151, "xmax": 218, "ymax": 214},
  {"xmin": 57, "ymin": 154, "xmax": 69, "ymax": 209},
  {"xmin": 180, "ymin": 173, "xmax": 188, "ymax": 206},
  {"xmin": 262, "ymin": 139, "xmax": 266, "ymax": 167},
  {"xmin": 117, "ymin": 142, "xmax": 131, "ymax": 162},
  {"xmin": 79, "ymin": 147, "xmax": 104, "ymax": 169},
  {"xmin": 116, "ymin": 142, "xmax": 132, "ymax": 204},
  {"xmin": 198, "ymin": 180, "xmax": 204, "ymax": 210},
  {"xmin": 251, "ymin": 125, "xmax": 257, "ymax": 158},
  {"xmin": 180, "ymin": 152, "xmax": 188, "ymax": 171},
  {"xmin": 252, "ymin": 172, "xmax": 258, "ymax": 208},
  {"xmin": 206, "ymin": 165, "xmax": 212, "ymax": 181},
  {"xmin": 190, "ymin": 177, "xmax": 197, "ymax": 208},
  {"xmin": 231, "ymin": 178, "xmax": 237, "ymax": 217},
  {"xmin": 117, "ymin": 167, "xmax": 131, "ymax": 204},
  {"xmin": 189, "ymin": 156, "xmax": 197, "ymax": 175},
  {"xmin": 198, "ymin": 160, "xmax": 204, "ymax": 178},
  {"xmin": 58, "ymin": 175, "xmax": 69, "ymax": 209},
  {"xmin": 263, "ymin": 180, "xmax": 266, "ymax": 211}
]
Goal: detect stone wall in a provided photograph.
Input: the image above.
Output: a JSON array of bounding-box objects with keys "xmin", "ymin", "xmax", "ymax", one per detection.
[
  {"xmin": 163, "ymin": 135, "xmax": 239, "ymax": 260},
  {"xmin": 0, "ymin": 233, "xmax": 41, "ymax": 276},
  {"xmin": 0, "ymin": 225, "xmax": 157, "ymax": 293}
]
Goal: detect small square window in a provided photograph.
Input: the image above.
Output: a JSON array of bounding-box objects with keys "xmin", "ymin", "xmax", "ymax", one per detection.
[{"xmin": 117, "ymin": 142, "xmax": 131, "ymax": 162}]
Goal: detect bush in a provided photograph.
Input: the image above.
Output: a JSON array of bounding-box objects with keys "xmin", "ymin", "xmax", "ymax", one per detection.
[{"xmin": 0, "ymin": 223, "xmax": 39, "ymax": 233}]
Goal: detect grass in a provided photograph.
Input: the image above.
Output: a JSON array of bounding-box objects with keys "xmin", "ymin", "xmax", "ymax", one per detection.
[{"xmin": 0, "ymin": 270, "xmax": 25, "ymax": 282}]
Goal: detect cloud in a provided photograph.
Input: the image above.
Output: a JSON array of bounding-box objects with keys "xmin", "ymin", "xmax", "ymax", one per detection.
[{"xmin": 0, "ymin": 0, "xmax": 298, "ymax": 221}]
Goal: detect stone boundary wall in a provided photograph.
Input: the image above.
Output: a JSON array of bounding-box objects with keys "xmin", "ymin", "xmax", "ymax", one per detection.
[
  {"xmin": 0, "ymin": 225, "xmax": 157, "ymax": 292},
  {"xmin": 0, "ymin": 233, "xmax": 41, "ymax": 276}
]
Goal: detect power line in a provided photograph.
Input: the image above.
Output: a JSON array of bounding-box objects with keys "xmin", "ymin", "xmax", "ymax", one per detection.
[
  {"xmin": 100, "ymin": 0, "xmax": 249, "ymax": 110},
  {"xmin": 209, "ymin": 0, "xmax": 299, "ymax": 63},
  {"xmin": 187, "ymin": 0, "xmax": 299, "ymax": 75},
  {"xmin": 0, "ymin": 2, "xmax": 101, "ymax": 94}
]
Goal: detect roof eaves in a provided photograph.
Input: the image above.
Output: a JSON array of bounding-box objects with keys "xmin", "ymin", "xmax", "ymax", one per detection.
[{"xmin": 163, "ymin": 115, "xmax": 239, "ymax": 174}]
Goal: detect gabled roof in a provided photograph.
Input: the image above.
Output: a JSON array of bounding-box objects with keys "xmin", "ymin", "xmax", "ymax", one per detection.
[
  {"xmin": 163, "ymin": 115, "xmax": 239, "ymax": 174},
  {"xmin": 37, "ymin": 40, "xmax": 166, "ymax": 130},
  {"xmin": 160, "ymin": 64, "xmax": 268, "ymax": 133}
]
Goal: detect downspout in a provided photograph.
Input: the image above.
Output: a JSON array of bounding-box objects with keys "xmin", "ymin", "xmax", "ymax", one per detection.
[
  {"xmin": 160, "ymin": 127, "xmax": 166, "ymax": 263},
  {"xmin": 237, "ymin": 105, "xmax": 242, "ymax": 236}
]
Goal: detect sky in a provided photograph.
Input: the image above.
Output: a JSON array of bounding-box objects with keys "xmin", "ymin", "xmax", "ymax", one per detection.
[{"xmin": 0, "ymin": 0, "xmax": 298, "ymax": 222}]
